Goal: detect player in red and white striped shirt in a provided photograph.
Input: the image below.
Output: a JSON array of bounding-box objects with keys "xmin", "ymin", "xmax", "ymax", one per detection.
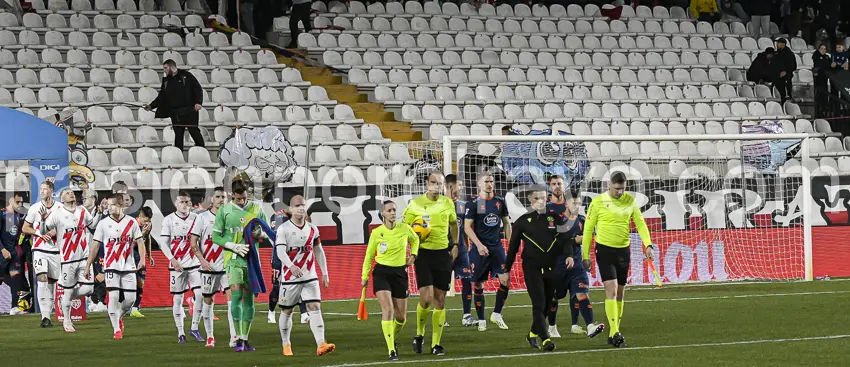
[
  {"xmin": 85, "ymin": 193, "xmax": 146, "ymax": 340},
  {"xmin": 190, "ymin": 187, "xmax": 236, "ymax": 348},
  {"xmin": 275, "ymin": 195, "xmax": 334, "ymax": 357},
  {"xmin": 159, "ymin": 190, "xmax": 203, "ymax": 344},
  {"xmin": 41, "ymin": 189, "xmax": 96, "ymax": 333},
  {"xmin": 21, "ymin": 180, "xmax": 61, "ymax": 328}
]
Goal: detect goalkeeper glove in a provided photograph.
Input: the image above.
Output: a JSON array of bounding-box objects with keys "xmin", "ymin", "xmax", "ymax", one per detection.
[{"xmin": 224, "ymin": 242, "xmax": 249, "ymax": 257}]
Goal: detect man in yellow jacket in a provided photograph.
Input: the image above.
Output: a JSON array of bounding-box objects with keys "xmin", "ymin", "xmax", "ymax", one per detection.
[{"xmin": 691, "ymin": 0, "xmax": 720, "ymax": 23}]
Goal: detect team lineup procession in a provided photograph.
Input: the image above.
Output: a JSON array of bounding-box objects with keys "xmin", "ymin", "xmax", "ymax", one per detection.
[{"xmin": 3, "ymin": 0, "xmax": 850, "ymax": 366}]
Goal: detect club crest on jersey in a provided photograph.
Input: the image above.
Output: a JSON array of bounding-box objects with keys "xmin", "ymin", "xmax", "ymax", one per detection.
[
  {"xmin": 484, "ymin": 213, "xmax": 499, "ymax": 227},
  {"xmin": 240, "ymin": 217, "xmax": 246, "ymax": 223}
]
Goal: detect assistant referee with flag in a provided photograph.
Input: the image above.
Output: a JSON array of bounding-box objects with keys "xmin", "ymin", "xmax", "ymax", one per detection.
[
  {"xmin": 582, "ymin": 171, "xmax": 653, "ymax": 348},
  {"xmin": 501, "ymin": 187, "xmax": 574, "ymax": 352}
]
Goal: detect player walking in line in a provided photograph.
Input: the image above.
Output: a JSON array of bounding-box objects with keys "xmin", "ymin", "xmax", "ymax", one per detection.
[
  {"xmin": 501, "ymin": 187, "xmax": 574, "ymax": 352},
  {"xmin": 464, "ymin": 172, "xmax": 512, "ymax": 331},
  {"xmin": 160, "ymin": 191, "xmax": 203, "ymax": 344},
  {"xmin": 22, "ymin": 180, "xmax": 61, "ymax": 328},
  {"xmin": 1, "ymin": 192, "xmax": 27, "ymax": 316},
  {"xmin": 361, "ymin": 200, "xmax": 420, "ymax": 361},
  {"xmin": 190, "ymin": 187, "xmax": 237, "ymax": 348},
  {"xmin": 582, "ymin": 172, "xmax": 653, "ymax": 348},
  {"xmin": 130, "ymin": 207, "xmax": 155, "ymax": 318},
  {"xmin": 41, "ymin": 189, "xmax": 96, "ymax": 332},
  {"xmin": 85, "ymin": 193, "xmax": 146, "ymax": 340},
  {"xmin": 276, "ymin": 195, "xmax": 334, "ymax": 357},
  {"xmin": 544, "ymin": 181, "xmax": 604, "ymax": 339},
  {"xmin": 444, "ymin": 174, "xmax": 474, "ymax": 327},
  {"xmin": 402, "ymin": 171, "xmax": 458, "ymax": 356},
  {"xmin": 212, "ymin": 179, "xmax": 266, "ymax": 352},
  {"xmin": 268, "ymin": 211, "xmax": 310, "ymax": 325}
]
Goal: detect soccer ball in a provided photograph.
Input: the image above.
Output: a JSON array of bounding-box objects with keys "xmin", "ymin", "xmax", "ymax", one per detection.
[
  {"xmin": 17, "ymin": 298, "xmax": 30, "ymax": 312},
  {"xmin": 410, "ymin": 218, "xmax": 431, "ymax": 241}
]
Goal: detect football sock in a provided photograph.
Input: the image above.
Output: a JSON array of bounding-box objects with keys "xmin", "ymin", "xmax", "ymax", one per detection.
[
  {"xmin": 381, "ymin": 320, "xmax": 395, "ymax": 353},
  {"xmin": 242, "ymin": 291, "xmax": 255, "ymax": 338},
  {"xmin": 278, "ymin": 311, "xmax": 292, "ymax": 345},
  {"xmin": 227, "ymin": 300, "xmax": 236, "ymax": 340},
  {"xmin": 548, "ymin": 298, "xmax": 559, "ymax": 326},
  {"xmin": 173, "ymin": 294, "xmax": 186, "ymax": 336},
  {"xmin": 494, "ymin": 285, "xmax": 508, "ymax": 314},
  {"xmin": 9, "ymin": 273, "xmax": 21, "ymax": 308},
  {"xmin": 431, "ymin": 308, "xmax": 446, "ymax": 348},
  {"xmin": 107, "ymin": 290, "xmax": 121, "ymax": 332},
  {"xmin": 61, "ymin": 286, "xmax": 74, "ymax": 320},
  {"xmin": 570, "ymin": 296, "xmax": 580, "ymax": 326},
  {"xmin": 617, "ymin": 300, "xmax": 624, "ymax": 329},
  {"xmin": 37, "ymin": 281, "xmax": 52, "ymax": 319},
  {"xmin": 579, "ymin": 298, "xmax": 594, "ymax": 325},
  {"xmin": 473, "ymin": 287, "xmax": 485, "ymax": 320},
  {"xmin": 299, "ymin": 303, "xmax": 308, "ymax": 313},
  {"xmin": 605, "ymin": 299, "xmax": 619, "ymax": 337},
  {"xmin": 190, "ymin": 289, "xmax": 203, "ymax": 330},
  {"xmin": 269, "ymin": 284, "xmax": 279, "ymax": 312},
  {"xmin": 461, "ymin": 278, "xmax": 472, "ymax": 315},
  {"xmin": 308, "ymin": 310, "xmax": 326, "ymax": 346},
  {"xmin": 133, "ymin": 287, "xmax": 143, "ymax": 309},
  {"xmin": 230, "ymin": 290, "xmax": 243, "ymax": 337},
  {"xmin": 121, "ymin": 291, "xmax": 135, "ymax": 315},
  {"xmin": 393, "ymin": 319, "xmax": 406, "ymax": 340},
  {"xmin": 201, "ymin": 302, "xmax": 212, "ymax": 338},
  {"xmin": 415, "ymin": 303, "xmax": 429, "ymax": 336}
]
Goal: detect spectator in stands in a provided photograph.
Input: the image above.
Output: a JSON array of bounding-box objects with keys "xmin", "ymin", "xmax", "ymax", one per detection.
[
  {"xmin": 691, "ymin": 0, "xmax": 720, "ymax": 23},
  {"xmin": 747, "ymin": 47, "xmax": 776, "ymax": 83},
  {"xmin": 719, "ymin": 0, "xmax": 749, "ymax": 22},
  {"xmin": 808, "ymin": 0, "xmax": 840, "ymax": 49},
  {"xmin": 831, "ymin": 43, "xmax": 849, "ymax": 70},
  {"xmin": 773, "ymin": 38, "xmax": 798, "ymax": 103},
  {"xmin": 501, "ymin": 126, "xmax": 513, "ymax": 136},
  {"xmin": 748, "ymin": 0, "xmax": 773, "ymax": 38},
  {"xmin": 812, "ymin": 44, "xmax": 833, "ymax": 91},
  {"xmin": 786, "ymin": 0, "xmax": 813, "ymax": 38},
  {"xmin": 287, "ymin": 0, "xmax": 313, "ymax": 48},
  {"xmin": 144, "ymin": 59, "xmax": 206, "ymax": 152}
]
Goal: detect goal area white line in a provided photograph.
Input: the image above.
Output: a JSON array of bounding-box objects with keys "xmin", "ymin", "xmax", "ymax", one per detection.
[{"xmin": 321, "ymin": 334, "xmax": 850, "ymax": 367}]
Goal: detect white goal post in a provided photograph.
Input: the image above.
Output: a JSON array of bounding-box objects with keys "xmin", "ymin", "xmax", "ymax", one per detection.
[{"xmin": 442, "ymin": 133, "xmax": 814, "ymax": 283}]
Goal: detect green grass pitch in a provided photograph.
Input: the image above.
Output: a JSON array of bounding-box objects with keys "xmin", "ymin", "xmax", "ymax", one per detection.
[{"xmin": 5, "ymin": 281, "xmax": 849, "ymax": 367}]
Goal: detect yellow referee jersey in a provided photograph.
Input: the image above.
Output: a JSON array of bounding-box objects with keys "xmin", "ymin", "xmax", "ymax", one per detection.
[
  {"xmin": 582, "ymin": 192, "xmax": 652, "ymax": 259},
  {"xmin": 361, "ymin": 223, "xmax": 420, "ymax": 281}
]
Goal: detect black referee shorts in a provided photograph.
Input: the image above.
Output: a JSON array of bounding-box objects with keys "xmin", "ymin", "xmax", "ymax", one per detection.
[
  {"xmin": 373, "ymin": 264, "xmax": 409, "ymax": 299},
  {"xmin": 595, "ymin": 244, "xmax": 631, "ymax": 286},
  {"xmin": 414, "ymin": 248, "xmax": 453, "ymax": 292}
]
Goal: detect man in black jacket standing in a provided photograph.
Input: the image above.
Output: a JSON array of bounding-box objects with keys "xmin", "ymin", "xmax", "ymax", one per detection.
[
  {"xmin": 773, "ymin": 38, "xmax": 797, "ymax": 104},
  {"xmin": 145, "ymin": 59, "xmax": 206, "ymax": 151},
  {"xmin": 499, "ymin": 187, "xmax": 574, "ymax": 352}
]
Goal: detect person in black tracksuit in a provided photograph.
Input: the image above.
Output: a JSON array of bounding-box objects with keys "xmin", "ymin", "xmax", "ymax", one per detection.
[
  {"xmin": 500, "ymin": 188, "xmax": 574, "ymax": 352},
  {"xmin": 145, "ymin": 59, "xmax": 206, "ymax": 151},
  {"xmin": 773, "ymin": 38, "xmax": 798, "ymax": 104}
]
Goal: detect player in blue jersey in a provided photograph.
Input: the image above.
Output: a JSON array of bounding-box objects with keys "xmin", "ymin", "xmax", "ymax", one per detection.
[
  {"xmin": 545, "ymin": 177, "xmax": 604, "ymax": 339},
  {"xmin": 445, "ymin": 175, "xmax": 474, "ymax": 327},
  {"xmin": 464, "ymin": 172, "xmax": 512, "ymax": 331},
  {"xmin": 267, "ymin": 208, "xmax": 309, "ymax": 325}
]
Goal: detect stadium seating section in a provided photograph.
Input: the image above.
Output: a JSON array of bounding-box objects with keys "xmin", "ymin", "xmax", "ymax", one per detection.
[{"xmin": 1, "ymin": 0, "xmax": 849, "ymax": 191}]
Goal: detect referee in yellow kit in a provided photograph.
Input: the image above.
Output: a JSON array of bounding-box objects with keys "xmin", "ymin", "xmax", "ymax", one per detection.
[
  {"xmin": 582, "ymin": 172, "xmax": 653, "ymax": 348},
  {"xmin": 361, "ymin": 200, "xmax": 420, "ymax": 361}
]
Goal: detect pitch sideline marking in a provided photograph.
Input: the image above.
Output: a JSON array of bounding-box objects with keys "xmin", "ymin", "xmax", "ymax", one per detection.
[
  {"xmin": 322, "ymin": 289, "xmax": 850, "ymax": 316},
  {"xmin": 320, "ymin": 334, "xmax": 850, "ymax": 367}
]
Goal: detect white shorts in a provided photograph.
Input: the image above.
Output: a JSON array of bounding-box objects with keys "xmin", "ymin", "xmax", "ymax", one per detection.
[
  {"xmin": 201, "ymin": 271, "xmax": 229, "ymax": 296},
  {"xmin": 59, "ymin": 260, "xmax": 93, "ymax": 289},
  {"xmin": 279, "ymin": 279, "xmax": 321, "ymax": 308},
  {"xmin": 33, "ymin": 251, "xmax": 61, "ymax": 281},
  {"xmin": 105, "ymin": 271, "xmax": 137, "ymax": 292},
  {"xmin": 170, "ymin": 267, "xmax": 202, "ymax": 294}
]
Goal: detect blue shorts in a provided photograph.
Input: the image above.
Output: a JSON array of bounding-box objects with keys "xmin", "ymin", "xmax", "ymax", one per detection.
[
  {"xmin": 0, "ymin": 246, "xmax": 24, "ymax": 277},
  {"xmin": 133, "ymin": 251, "xmax": 146, "ymax": 281},
  {"xmin": 469, "ymin": 244, "xmax": 506, "ymax": 283},
  {"xmin": 452, "ymin": 244, "xmax": 471, "ymax": 279},
  {"xmin": 555, "ymin": 257, "xmax": 589, "ymax": 300}
]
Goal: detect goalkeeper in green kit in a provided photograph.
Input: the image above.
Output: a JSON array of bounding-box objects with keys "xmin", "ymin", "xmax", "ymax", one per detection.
[{"xmin": 212, "ymin": 180, "xmax": 268, "ymax": 352}]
